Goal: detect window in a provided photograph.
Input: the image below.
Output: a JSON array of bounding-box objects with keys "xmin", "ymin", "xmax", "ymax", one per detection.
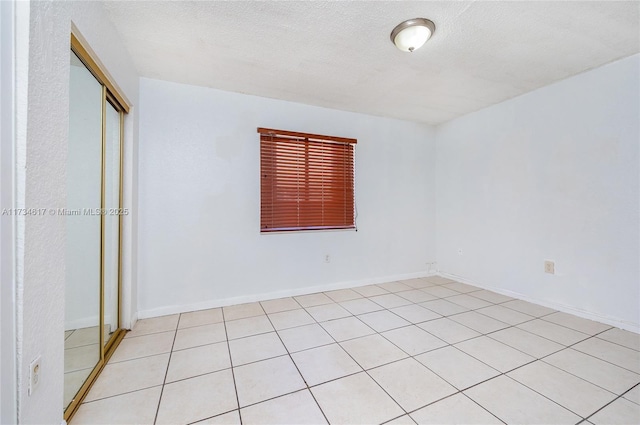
[{"xmin": 258, "ymin": 127, "xmax": 356, "ymax": 232}]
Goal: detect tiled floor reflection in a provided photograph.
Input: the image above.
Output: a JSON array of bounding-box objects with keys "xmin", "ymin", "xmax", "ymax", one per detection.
[{"xmin": 64, "ymin": 326, "xmax": 100, "ymax": 409}]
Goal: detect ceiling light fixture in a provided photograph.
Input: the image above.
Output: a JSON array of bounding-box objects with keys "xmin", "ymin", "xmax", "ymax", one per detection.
[{"xmin": 390, "ymin": 18, "xmax": 436, "ymax": 53}]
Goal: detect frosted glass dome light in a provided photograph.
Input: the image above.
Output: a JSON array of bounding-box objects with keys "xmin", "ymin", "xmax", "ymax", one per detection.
[{"xmin": 390, "ymin": 18, "xmax": 436, "ymax": 52}]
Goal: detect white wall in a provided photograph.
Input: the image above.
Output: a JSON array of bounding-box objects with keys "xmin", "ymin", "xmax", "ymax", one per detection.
[
  {"xmin": 137, "ymin": 78, "xmax": 437, "ymax": 317},
  {"xmin": 436, "ymin": 54, "xmax": 640, "ymax": 331},
  {"xmin": 0, "ymin": 1, "xmax": 17, "ymax": 422},
  {"xmin": 14, "ymin": 2, "xmax": 138, "ymax": 423}
]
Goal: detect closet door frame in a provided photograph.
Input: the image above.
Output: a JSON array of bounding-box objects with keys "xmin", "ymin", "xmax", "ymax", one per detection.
[
  {"xmin": 64, "ymin": 32, "xmax": 130, "ymax": 423},
  {"xmin": 103, "ymin": 91, "xmax": 125, "ymax": 355}
]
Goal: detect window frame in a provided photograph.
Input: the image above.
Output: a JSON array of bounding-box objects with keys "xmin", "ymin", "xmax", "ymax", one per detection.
[{"xmin": 258, "ymin": 127, "xmax": 357, "ymax": 233}]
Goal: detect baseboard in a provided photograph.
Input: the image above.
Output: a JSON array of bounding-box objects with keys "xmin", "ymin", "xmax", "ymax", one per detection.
[
  {"xmin": 136, "ymin": 270, "xmax": 434, "ymax": 320},
  {"xmin": 65, "ymin": 314, "xmax": 115, "ymax": 332},
  {"xmin": 438, "ymin": 272, "xmax": 640, "ymax": 334},
  {"xmin": 64, "ymin": 316, "xmax": 100, "ymax": 331},
  {"xmin": 127, "ymin": 312, "xmax": 138, "ymax": 332}
]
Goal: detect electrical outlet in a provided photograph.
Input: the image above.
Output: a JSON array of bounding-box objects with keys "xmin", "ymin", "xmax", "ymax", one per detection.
[
  {"xmin": 324, "ymin": 254, "xmax": 330, "ymax": 263},
  {"xmin": 29, "ymin": 355, "xmax": 41, "ymax": 396},
  {"xmin": 544, "ymin": 260, "xmax": 555, "ymax": 274}
]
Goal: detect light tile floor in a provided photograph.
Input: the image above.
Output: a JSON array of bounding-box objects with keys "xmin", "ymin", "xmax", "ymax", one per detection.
[{"xmin": 71, "ymin": 276, "xmax": 640, "ymax": 425}]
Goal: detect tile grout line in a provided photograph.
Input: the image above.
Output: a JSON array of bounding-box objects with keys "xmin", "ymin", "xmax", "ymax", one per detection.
[
  {"xmin": 577, "ymin": 381, "xmax": 640, "ymax": 424},
  {"xmin": 532, "ymin": 328, "xmax": 640, "ymax": 390},
  {"xmin": 296, "ymin": 287, "xmax": 454, "ymax": 419},
  {"xmin": 85, "ymin": 279, "xmax": 638, "ymax": 424},
  {"xmin": 354, "ymin": 290, "xmax": 629, "ymax": 422},
  {"xmin": 218, "ymin": 296, "xmax": 442, "ymax": 413},
  {"xmin": 152, "ymin": 314, "xmax": 180, "ymax": 425},
  {"xmin": 399, "ymin": 390, "xmax": 508, "ymax": 425},
  {"xmin": 460, "ymin": 392, "xmax": 508, "ymax": 425},
  {"xmin": 589, "ymin": 335, "xmax": 640, "ymax": 352},
  {"xmin": 80, "ymin": 359, "xmax": 362, "ymax": 412},
  {"xmin": 456, "ymin": 327, "xmax": 635, "ymax": 422},
  {"xmin": 321, "ymin": 283, "xmax": 490, "ymax": 405},
  {"xmin": 256, "ymin": 300, "xmax": 333, "ymax": 425},
  {"xmin": 265, "ymin": 308, "xmax": 626, "ymax": 419},
  {"xmin": 254, "ymin": 282, "xmax": 636, "ymax": 419},
  {"xmin": 364, "ymin": 315, "xmax": 510, "ymax": 422},
  {"xmin": 123, "ymin": 305, "xmax": 629, "ymax": 424},
  {"xmin": 221, "ymin": 307, "xmax": 244, "ymax": 425},
  {"xmin": 81, "ymin": 383, "xmax": 164, "ymax": 405},
  {"xmin": 221, "ymin": 387, "xmax": 331, "ymax": 416},
  {"xmin": 64, "ymin": 329, "xmax": 76, "ymax": 340},
  {"xmin": 301, "ymin": 300, "xmax": 410, "ymax": 422},
  {"xmin": 370, "ymin": 280, "xmax": 524, "ymax": 423},
  {"xmin": 64, "ymin": 341, "xmax": 103, "ymax": 350},
  {"xmin": 184, "ymin": 408, "xmax": 238, "ymax": 425},
  {"xmin": 400, "ymin": 355, "xmax": 567, "ymax": 421},
  {"xmin": 116, "ymin": 291, "xmax": 592, "ymax": 357},
  {"xmin": 548, "ymin": 329, "xmax": 640, "ymax": 375},
  {"xmin": 441, "ymin": 327, "xmax": 624, "ymax": 420},
  {"xmin": 87, "ymin": 301, "xmax": 637, "ymax": 392},
  {"xmin": 538, "ymin": 355, "xmax": 640, "ymax": 397}
]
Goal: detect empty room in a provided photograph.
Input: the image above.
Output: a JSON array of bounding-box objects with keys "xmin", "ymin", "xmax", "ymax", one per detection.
[{"xmin": 0, "ymin": 1, "xmax": 639, "ymax": 424}]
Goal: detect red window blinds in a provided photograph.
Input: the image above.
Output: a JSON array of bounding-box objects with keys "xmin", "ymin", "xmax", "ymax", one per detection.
[{"xmin": 258, "ymin": 128, "xmax": 357, "ymax": 232}]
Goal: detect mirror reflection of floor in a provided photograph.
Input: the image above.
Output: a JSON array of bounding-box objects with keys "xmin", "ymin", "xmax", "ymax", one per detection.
[
  {"xmin": 104, "ymin": 323, "xmax": 115, "ymax": 345},
  {"xmin": 64, "ymin": 324, "xmax": 118, "ymax": 409},
  {"xmin": 64, "ymin": 327, "xmax": 100, "ymax": 409}
]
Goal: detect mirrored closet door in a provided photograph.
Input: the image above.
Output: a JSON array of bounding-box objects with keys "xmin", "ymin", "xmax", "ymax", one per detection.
[
  {"xmin": 64, "ymin": 36, "xmax": 128, "ymax": 422},
  {"xmin": 64, "ymin": 51, "xmax": 103, "ymax": 412},
  {"xmin": 103, "ymin": 99, "xmax": 122, "ymax": 348}
]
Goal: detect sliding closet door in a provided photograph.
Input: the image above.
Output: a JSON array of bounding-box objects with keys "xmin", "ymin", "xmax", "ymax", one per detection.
[
  {"xmin": 103, "ymin": 101, "xmax": 121, "ymax": 347},
  {"xmin": 64, "ymin": 52, "xmax": 102, "ymax": 410},
  {"xmin": 65, "ymin": 36, "xmax": 129, "ymax": 422}
]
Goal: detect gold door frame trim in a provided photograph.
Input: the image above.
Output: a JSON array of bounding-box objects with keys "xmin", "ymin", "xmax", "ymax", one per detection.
[
  {"xmin": 118, "ymin": 110, "xmax": 124, "ymax": 329},
  {"xmin": 99, "ymin": 85, "xmax": 106, "ymax": 360},
  {"xmin": 103, "ymin": 107, "xmax": 125, "ymax": 355},
  {"xmin": 70, "ymin": 32, "xmax": 130, "ymax": 113},
  {"xmin": 64, "ymin": 32, "xmax": 129, "ymax": 423},
  {"xmin": 63, "ymin": 330, "xmax": 125, "ymax": 421}
]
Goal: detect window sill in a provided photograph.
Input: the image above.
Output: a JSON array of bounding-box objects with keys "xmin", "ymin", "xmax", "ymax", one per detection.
[{"xmin": 260, "ymin": 227, "xmax": 357, "ymax": 235}]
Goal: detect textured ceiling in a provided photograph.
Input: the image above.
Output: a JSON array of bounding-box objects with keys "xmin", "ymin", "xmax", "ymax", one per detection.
[{"xmin": 103, "ymin": 1, "xmax": 640, "ymax": 125}]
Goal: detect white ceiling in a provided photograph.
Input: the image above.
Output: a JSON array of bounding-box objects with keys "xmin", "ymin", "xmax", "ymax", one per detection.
[{"xmin": 103, "ymin": 1, "xmax": 640, "ymax": 125}]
